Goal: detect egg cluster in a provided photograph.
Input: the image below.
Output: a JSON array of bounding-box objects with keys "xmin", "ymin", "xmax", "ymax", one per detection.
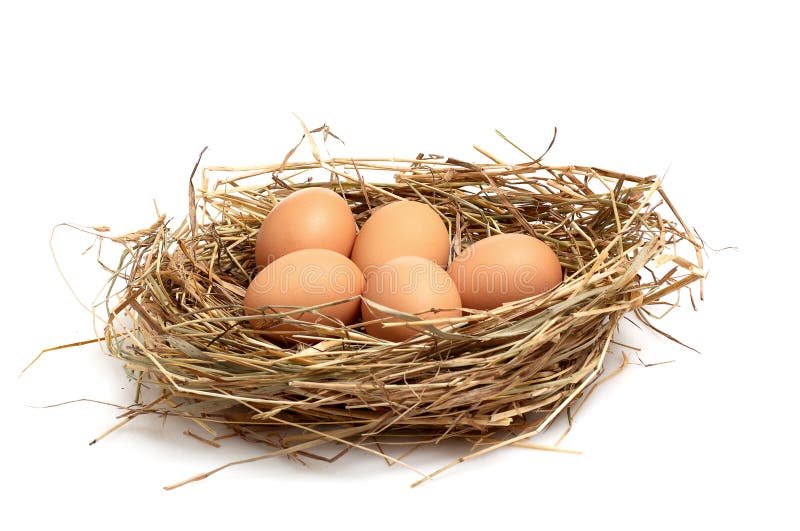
[{"xmin": 243, "ymin": 187, "xmax": 562, "ymax": 341}]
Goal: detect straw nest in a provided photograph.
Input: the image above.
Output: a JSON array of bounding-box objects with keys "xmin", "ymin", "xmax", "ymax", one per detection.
[{"xmin": 90, "ymin": 126, "xmax": 704, "ymax": 488}]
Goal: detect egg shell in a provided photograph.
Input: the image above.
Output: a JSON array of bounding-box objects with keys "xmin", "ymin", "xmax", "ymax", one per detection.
[
  {"xmin": 255, "ymin": 187, "xmax": 357, "ymax": 267},
  {"xmin": 447, "ymin": 233, "xmax": 562, "ymax": 310},
  {"xmin": 350, "ymin": 200, "xmax": 450, "ymax": 274},
  {"xmin": 243, "ymin": 248, "xmax": 364, "ymax": 334},
  {"xmin": 361, "ymin": 255, "xmax": 462, "ymax": 342}
]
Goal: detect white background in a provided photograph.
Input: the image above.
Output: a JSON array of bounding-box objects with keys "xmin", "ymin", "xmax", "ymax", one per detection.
[{"xmin": 2, "ymin": 1, "xmax": 798, "ymax": 529}]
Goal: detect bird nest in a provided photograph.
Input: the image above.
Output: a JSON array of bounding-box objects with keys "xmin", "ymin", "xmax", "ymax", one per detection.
[{"xmin": 85, "ymin": 127, "xmax": 704, "ymax": 488}]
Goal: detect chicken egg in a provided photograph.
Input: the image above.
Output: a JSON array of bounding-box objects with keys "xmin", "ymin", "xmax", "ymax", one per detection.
[
  {"xmin": 361, "ymin": 256, "xmax": 462, "ymax": 342},
  {"xmin": 243, "ymin": 248, "xmax": 364, "ymax": 334},
  {"xmin": 447, "ymin": 233, "xmax": 562, "ymax": 310},
  {"xmin": 255, "ymin": 187, "xmax": 356, "ymax": 267},
  {"xmin": 350, "ymin": 200, "xmax": 450, "ymax": 274}
]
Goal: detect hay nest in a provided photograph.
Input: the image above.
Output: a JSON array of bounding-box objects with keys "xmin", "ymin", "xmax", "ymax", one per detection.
[{"xmin": 93, "ymin": 126, "xmax": 704, "ymax": 488}]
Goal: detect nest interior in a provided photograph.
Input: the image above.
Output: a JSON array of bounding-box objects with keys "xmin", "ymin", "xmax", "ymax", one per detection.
[{"xmin": 98, "ymin": 129, "xmax": 704, "ymax": 486}]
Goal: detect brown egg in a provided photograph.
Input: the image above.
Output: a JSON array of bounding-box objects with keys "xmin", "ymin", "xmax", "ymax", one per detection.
[
  {"xmin": 447, "ymin": 233, "xmax": 562, "ymax": 311},
  {"xmin": 243, "ymin": 249, "xmax": 364, "ymax": 334},
  {"xmin": 361, "ymin": 256, "xmax": 462, "ymax": 342},
  {"xmin": 255, "ymin": 187, "xmax": 356, "ymax": 267},
  {"xmin": 350, "ymin": 200, "xmax": 450, "ymax": 274}
]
